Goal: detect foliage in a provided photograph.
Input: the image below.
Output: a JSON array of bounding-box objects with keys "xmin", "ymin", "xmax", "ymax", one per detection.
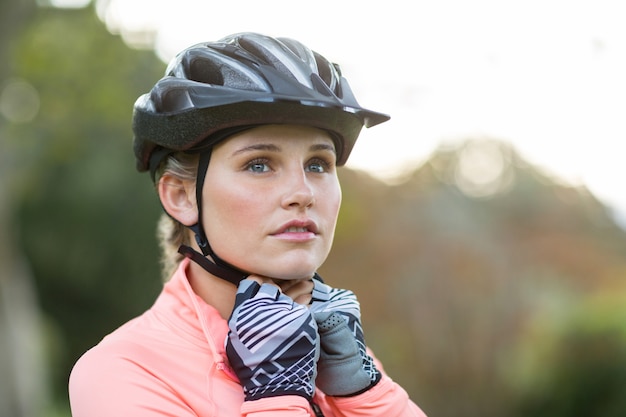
[
  {"xmin": 512, "ymin": 290, "xmax": 626, "ymax": 417},
  {"xmin": 323, "ymin": 141, "xmax": 626, "ymax": 417},
  {"xmin": 9, "ymin": 4, "xmax": 165, "ymax": 410}
]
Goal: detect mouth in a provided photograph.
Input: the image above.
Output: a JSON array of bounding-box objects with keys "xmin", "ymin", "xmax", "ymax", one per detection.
[
  {"xmin": 272, "ymin": 220, "xmax": 319, "ymax": 239},
  {"xmin": 284, "ymin": 226, "xmax": 312, "ymax": 233}
]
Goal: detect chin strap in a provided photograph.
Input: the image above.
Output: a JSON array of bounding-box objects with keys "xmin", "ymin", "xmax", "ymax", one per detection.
[
  {"xmin": 176, "ymin": 150, "xmax": 248, "ymax": 286},
  {"xmin": 178, "ymin": 244, "xmax": 248, "ymax": 286},
  {"xmin": 178, "ymin": 128, "xmax": 259, "ymax": 287}
]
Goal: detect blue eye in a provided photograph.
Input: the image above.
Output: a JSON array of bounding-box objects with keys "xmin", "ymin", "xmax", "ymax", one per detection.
[
  {"xmin": 306, "ymin": 159, "xmax": 331, "ymax": 173},
  {"xmin": 307, "ymin": 163, "xmax": 325, "ymax": 173},
  {"xmin": 247, "ymin": 160, "xmax": 270, "ymax": 173}
]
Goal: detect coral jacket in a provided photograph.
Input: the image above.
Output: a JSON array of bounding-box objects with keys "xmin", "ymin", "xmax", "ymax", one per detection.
[{"xmin": 69, "ymin": 258, "xmax": 427, "ymax": 417}]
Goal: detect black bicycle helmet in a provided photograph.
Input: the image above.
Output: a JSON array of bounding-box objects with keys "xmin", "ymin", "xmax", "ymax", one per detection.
[
  {"xmin": 132, "ymin": 32, "xmax": 390, "ymax": 285},
  {"xmin": 132, "ymin": 32, "xmax": 389, "ymax": 173}
]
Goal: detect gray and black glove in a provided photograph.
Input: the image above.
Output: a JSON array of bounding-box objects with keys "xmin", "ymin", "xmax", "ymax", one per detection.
[
  {"xmin": 226, "ymin": 279, "xmax": 319, "ymax": 401},
  {"xmin": 309, "ymin": 278, "xmax": 382, "ymax": 396}
]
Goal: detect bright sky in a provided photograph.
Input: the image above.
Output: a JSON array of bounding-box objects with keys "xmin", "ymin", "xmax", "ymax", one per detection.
[{"xmin": 90, "ymin": 0, "xmax": 626, "ymax": 218}]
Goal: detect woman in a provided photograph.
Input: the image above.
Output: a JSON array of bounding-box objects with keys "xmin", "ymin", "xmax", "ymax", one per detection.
[{"xmin": 69, "ymin": 32, "xmax": 427, "ymax": 417}]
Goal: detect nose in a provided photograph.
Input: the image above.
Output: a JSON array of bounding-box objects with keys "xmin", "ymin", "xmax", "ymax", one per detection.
[{"xmin": 281, "ymin": 169, "xmax": 315, "ymax": 209}]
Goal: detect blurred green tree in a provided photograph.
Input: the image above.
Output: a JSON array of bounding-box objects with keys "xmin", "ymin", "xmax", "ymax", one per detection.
[
  {"xmin": 324, "ymin": 141, "xmax": 626, "ymax": 417},
  {"xmin": 1, "ymin": 1, "xmax": 48, "ymax": 416},
  {"xmin": 8, "ymin": 3, "xmax": 165, "ymax": 412},
  {"xmin": 513, "ymin": 290, "xmax": 626, "ymax": 417}
]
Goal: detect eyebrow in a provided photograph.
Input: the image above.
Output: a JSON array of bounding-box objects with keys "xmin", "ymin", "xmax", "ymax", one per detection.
[
  {"xmin": 310, "ymin": 143, "xmax": 336, "ymax": 154},
  {"xmin": 231, "ymin": 143, "xmax": 281, "ymax": 156},
  {"xmin": 231, "ymin": 142, "xmax": 336, "ymax": 157}
]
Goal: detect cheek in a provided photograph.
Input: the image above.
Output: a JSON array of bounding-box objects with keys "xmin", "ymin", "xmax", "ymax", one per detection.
[
  {"xmin": 329, "ymin": 193, "xmax": 341, "ymax": 222},
  {"xmin": 320, "ymin": 182, "xmax": 342, "ymax": 238},
  {"xmin": 203, "ymin": 184, "xmax": 262, "ymax": 234},
  {"xmin": 329, "ymin": 181, "xmax": 342, "ymax": 218}
]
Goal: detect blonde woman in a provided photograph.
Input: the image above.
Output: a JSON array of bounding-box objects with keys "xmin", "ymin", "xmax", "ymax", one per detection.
[{"xmin": 69, "ymin": 32, "xmax": 427, "ymax": 417}]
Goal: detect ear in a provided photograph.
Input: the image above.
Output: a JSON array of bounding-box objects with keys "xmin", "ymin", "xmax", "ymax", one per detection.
[{"xmin": 157, "ymin": 174, "xmax": 198, "ymax": 227}]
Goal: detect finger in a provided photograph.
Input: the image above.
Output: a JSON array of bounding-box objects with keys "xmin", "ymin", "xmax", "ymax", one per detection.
[
  {"xmin": 293, "ymin": 293, "xmax": 313, "ymax": 306},
  {"xmin": 275, "ymin": 277, "xmax": 311, "ymax": 291},
  {"xmin": 309, "ymin": 279, "xmax": 332, "ymax": 310},
  {"xmin": 233, "ymin": 278, "xmax": 280, "ymax": 309},
  {"xmin": 282, "ymin": 280, "xmax": 314, "ymax": 305},
  {"xmin": 257, "ymin": 283, "xmax": 282, "ymax": 300},
  {"xmin": 233, "ymin": 279, "xmax": 262, "ymax": 309},
  {"xmin": 282, "ymin": 279, "xmax": 313, "ymax": 294},
  {"xmin": 248, "ymin": 275, "xmax": 280, "ymax": 287}
]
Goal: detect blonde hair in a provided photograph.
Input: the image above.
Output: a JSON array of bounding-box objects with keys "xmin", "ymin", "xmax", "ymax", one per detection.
[{"xmin": 155, "ymin": 152, "xmax": 200, "ymax": 281}]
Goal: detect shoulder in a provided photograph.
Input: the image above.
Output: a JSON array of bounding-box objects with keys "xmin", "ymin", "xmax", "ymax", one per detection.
[
  {"xmin": 69, "ymin": 310, "xmax": 196, "ymax": 389},
  {"xmin": 71, "ymin": 315, "xmax": 158, "ymax": 376},
  {"xmin": 69, "ymin": 332, "xmax": 194, "ymax": 417},
  {"xmin": 69, "ymin": 327, "xmax": 159, "ymax": 400},
  {"xmin": 70, "ymin": 332, "xmax": 146, "ymax": 381}
]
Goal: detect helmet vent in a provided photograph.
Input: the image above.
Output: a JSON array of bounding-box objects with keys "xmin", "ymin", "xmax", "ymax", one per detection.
[
  {"xmin": 314, "ymin": 52, "xmax": 339, "ymax": 94},
  {"xmin": 185, "ymin": 51, "xmax": 267, "ymax": 91},
  {"xmin": 237, "ymin": 37, "xmax": 298, "ymax": 82},
  {"xmin": 188, "ymin": 57, "xmax": 224, "ymax": 85}
]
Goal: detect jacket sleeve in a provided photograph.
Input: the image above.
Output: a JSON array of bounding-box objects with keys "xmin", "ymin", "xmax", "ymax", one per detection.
[
  {"xmin": 322, "ymin": 376, "xmax": 427, "ymax": 417},
  {"xmin": 69, "ymin": 347, "xmax": 199, "ymax": 417},
  {"xmin": 318, "ymin": 350, "xmax": 428, "ymax": 417}
]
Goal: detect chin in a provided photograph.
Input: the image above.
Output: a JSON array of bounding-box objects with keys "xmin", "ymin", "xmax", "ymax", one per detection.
[
  {"xmin": 258, "ymin": 261, "xmax": 319, "ymax": 281},
  {"xmin": 239, "ymin": 252, "xmax": 326, "ymax": 280},
  {"xmin": 265, "ymin": 269, "xmax": 317, "ymax": 281}
]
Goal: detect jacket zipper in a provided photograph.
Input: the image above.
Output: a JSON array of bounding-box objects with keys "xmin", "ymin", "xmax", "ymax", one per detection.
[{"xmin": 310, "ymin": 401, "xmax": 325, "ymax": 417}]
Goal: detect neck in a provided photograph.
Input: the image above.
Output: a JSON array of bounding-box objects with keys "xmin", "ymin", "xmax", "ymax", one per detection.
[{"xmin": 187, "ymin": 260, "xmax": 237, "ymax": 320}]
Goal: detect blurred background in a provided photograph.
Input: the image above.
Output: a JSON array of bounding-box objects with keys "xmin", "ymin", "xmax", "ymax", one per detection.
[{"xmin": 2, "ymin": 1, "xmax": 626, "ymax": 416}]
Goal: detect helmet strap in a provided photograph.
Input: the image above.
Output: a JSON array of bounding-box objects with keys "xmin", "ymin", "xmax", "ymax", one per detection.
[
  {"xmin": 185, "ymin": 150, "xmax": 249, "ymax": 285},
  {"xmin": 178, "ymin": 244, "xmax": 247, "ymax": 286},
  {"xmin": 192, "ymin": 151, "xmax": 213, "ymax": 255}
]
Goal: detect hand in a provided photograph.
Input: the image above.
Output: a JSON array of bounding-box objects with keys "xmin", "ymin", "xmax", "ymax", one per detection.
[
  {"xmin": 309, "ymin": 278, "xmax": 381, "ymax": 396},
  {"xmin": 226, "ymin": 278, "xmax": 319, "ymax": 401}
]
